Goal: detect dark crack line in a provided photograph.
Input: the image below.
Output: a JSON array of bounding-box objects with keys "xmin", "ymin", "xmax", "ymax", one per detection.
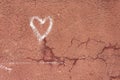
[
  {"xmin": 69, "ymin": 37, "xmax": 106, "ymax": 48},
  {"xmin": 109, "ymin": 75, "xmax": 120, "ymax": 80},
  {"xmin": 78, "ymin": 38, "xmax": 90, "ymax": 47},
  {"xmin": 41, "ymin": 38, "xmax": 65, "ymax": 66},
  {"xmin": 90, "ymin": 43, "xmax": 120, "ymax": 68},
  {"xmin": 68, "ymin": 57, "xmax": 86, "ymax": 72},
  {"xmin": 96, "ymin": 43, "xmax": 120, "ymax": 59},
  {"xmin": 24, "ymin": 38, "xmax": 120, "ymax": 74},
  {"xmin": 99, "ymin": 43, "xmax": 120, "ymax": 55},
  {"xmin": 25, "ymin": 38, "xmax": 87, "ymax": 70},
  {"xmin": 68, "ymin": 37, "xmax": 80, "ymax": 48}
]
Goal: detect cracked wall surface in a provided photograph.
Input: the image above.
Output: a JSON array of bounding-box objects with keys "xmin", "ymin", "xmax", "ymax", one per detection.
[{"xmin": 0, "ymin": 0, "xmax": 120, "ymax": 80}]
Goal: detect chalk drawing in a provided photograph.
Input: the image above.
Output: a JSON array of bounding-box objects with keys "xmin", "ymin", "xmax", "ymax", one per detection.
[
  {"xmin": 30, "ymin": 16, "xmax": 53, "ymax": 42},
  {"xmin": 1, "ymin": 61, "xmax": 63, "ymax": 65}
]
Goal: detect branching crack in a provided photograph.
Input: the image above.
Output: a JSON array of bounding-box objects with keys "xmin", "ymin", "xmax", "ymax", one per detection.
[
  {"xmin": 90, "ymin": 43, "xmax": 120, "ymax": 66},
  {"xmin": 25, "ymin": 38, "xmax": 120, "ymax": 73}
]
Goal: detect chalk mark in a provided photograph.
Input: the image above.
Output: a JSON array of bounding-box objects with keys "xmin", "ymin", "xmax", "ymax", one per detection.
[
  {"xmin": 0, "ymin": 64, "xmax": 12, "ymax": 72},
  {"xmin": 30, "ymin": 16, "xmax": 53, "ymax": 42}
]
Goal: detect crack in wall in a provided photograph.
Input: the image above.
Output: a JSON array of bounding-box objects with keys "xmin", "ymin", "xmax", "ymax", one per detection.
[
  {"xmin": 25, "ymin": 38, "xmax": 120, "ymax": 73},
  {"xmin": 3, "ymin": 37, "xmax": 119, "ymax": 79},
  {"xmin": 69, "ymin": 37, "xmax": 106, "ymax": 48}
]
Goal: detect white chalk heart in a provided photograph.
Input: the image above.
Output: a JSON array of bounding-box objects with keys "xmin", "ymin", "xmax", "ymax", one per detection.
[{"xmin": 30, "ymin": 16, "xmax": 53, "ymax": 42}]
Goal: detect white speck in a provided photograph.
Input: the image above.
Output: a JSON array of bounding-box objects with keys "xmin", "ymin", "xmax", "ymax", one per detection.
[
  {"xmin": 57, "ymin": 13, "xmax": 60, "ymax": 16},
  {"xmin": 58, "ymin": 70, "xmax": 62, "ymax": 73}
]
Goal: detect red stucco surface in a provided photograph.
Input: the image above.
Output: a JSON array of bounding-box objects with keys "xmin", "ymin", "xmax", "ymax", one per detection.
[{"xmin": 0, "ymin": 0, "xmax": 120, "ymax": 80}]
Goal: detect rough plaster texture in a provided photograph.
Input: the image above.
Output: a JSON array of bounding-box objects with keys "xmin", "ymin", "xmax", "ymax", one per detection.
[{"xmin": 0, "ymin": 0, "xmax": 120, "ymax": 80}]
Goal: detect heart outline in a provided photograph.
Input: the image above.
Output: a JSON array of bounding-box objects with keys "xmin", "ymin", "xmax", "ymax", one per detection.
[{"xmin": 30, "ymin": 16, "xmax": 53, "ymax": 42}]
